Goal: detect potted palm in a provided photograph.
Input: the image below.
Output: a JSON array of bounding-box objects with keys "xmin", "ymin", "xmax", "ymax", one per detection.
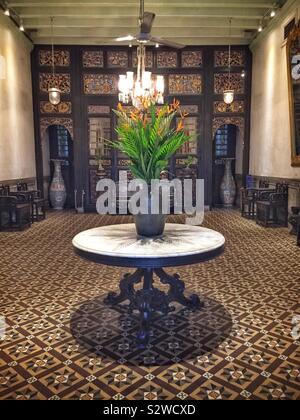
[{"xmin": 111, "ymin": 99, "xmax": 193, "ymax": 237}]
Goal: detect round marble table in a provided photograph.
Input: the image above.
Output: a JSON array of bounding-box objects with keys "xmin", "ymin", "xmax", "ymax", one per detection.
[{"xmin": 73, "ymin": 223, "xmax": 225, "ymax": 347}]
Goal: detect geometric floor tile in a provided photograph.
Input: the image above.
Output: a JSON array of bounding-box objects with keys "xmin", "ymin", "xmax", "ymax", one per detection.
[{"xmin": 0, "ymin": 210, "xmax": 299, "ymax": 400}]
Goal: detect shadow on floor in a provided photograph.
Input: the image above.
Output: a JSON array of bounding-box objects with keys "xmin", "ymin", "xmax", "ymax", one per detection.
[{"xmin": 70, "ymin": 294, "xmax": 232, "ymax": 367}]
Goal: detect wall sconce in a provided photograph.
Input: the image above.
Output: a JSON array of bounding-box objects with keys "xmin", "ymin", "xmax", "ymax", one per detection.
[{"xmin": 0, "ymin": 54, "xmax": 6, "ymax": 79}]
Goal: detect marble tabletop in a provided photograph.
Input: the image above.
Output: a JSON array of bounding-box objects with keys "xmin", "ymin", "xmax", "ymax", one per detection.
[{"xmin": 73, "ymin": 223, "xmax": 225, "ymax": 260}]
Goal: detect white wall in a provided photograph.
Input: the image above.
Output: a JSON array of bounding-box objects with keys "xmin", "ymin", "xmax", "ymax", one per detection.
[
  {"xmin": 0, "ymin": 14, "xmax": 36, "ymax": 182},
  {"xmin": 250, "ymin": 1, "xmax": 300, "ymax": 181}
]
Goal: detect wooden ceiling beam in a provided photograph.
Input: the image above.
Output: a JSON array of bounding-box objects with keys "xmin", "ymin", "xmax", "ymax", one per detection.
[
  {"xmin": 31, "ymin": 36, "xmax": 250, "ymax": 45},
  {"xmin": 15, "ymin": 6, "xmax": 269, "ymax": 19},
  {"xmin": 22, "ymin": 17, "xmax": 260, "ymax": 29},
  {"xmin": 9, "ymin": 0, "xmax": 274, "ymax": 8},
  {"xmin": 32, "ymin": 27, "xmax": 248, "ymax": 38}
]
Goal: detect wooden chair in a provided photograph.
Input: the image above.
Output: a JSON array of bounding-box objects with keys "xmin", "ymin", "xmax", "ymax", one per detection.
[
  {"xmin": 289, "ymin": 207, "xmax": 300, "ymax": 235},
  {"xmin": 16, "ymin": 182, "xmax": 46, "ymax": 222},
  {"xmin": 0, "ymin": 185, "xmax": 10, "ymax": 196},
  {"xmin": 240, "ymin": 187, "xmax": 257, "ymax": 219},
  {"xmin": 259, "ymin": 179, "xmax": 269, "ymax": 188},
  {"xmin": 31, "ymin": 190, "xmax": 46, "ymax": 222},
  {"xmin": 256, "ymin": 183, "xmax": 289, "ymax": 227},
  {"xmin": 0, "ymin": 195, "xmax": 31, "ymax": 231}
]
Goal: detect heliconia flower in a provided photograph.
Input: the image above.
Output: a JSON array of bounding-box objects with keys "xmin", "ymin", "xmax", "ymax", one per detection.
[
  {"xmin": 176, "ymin": 120, "xmax": 184, "ymax": 132},
  {"xmin": 117, "ymin": 102, "xmax": 124, "ymax": 112},
  {"xmin": 130, "ymin": 111, "xmax": 139, "ymax": 121}
]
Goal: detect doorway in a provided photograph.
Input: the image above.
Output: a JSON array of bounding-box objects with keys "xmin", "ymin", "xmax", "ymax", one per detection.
[
  {"xmin": 212, "ymin": 124, "xmax": 237, "ymax": 207},
  {"xmin": 42, "ymin": 125, "xmax": 75, "ymax": 209}
]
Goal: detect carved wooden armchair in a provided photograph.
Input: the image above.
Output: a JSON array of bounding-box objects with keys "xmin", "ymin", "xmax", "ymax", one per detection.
[
  {"xmin": 0, "ymin": 195, "xmax": 31, "ymax": 231},
  {"xmin": 240, "ymin": 187, "xmax": 258, "ymax": 219},
  {"xmin": 256, "ymin": 184, "xmax": 289, "ymax": 227},
  {"xmin": 16, "ymin": 182, "xmax": 46, "ymax": 222}
]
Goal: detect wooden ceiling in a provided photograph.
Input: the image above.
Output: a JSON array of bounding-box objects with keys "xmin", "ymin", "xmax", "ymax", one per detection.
[{"xmin": 5, "ymin": 0, "xmax": 287, "ymax": 45}]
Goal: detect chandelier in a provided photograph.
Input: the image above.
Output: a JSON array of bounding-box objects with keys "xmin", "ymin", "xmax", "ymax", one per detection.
[
  {"xmin": 223, "ymin": 18, "xmax": 234, "ymax": 105},
  {"xmin": 118, "ymin": 44, "xmax": 164, "ymax": 109}
]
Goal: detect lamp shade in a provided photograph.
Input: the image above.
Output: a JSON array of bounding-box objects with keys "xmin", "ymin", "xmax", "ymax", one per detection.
[
  {"xmin": 223, "ymin": 89, "xmax": 235, "ymax": 105},
  {"xmin": 48, "ymin": 87, "xmax": 61, "ymax": 105}
]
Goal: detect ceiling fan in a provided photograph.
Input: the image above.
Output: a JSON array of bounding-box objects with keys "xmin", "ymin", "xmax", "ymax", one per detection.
[{"xmin": 115, "ymin": 0, "xmax": 185, "ymax": 49}]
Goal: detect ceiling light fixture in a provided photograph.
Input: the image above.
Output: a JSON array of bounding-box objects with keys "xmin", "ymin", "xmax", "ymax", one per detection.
[
  {"xmin": 270, "ymin": 9, "xmax": 276, "ymax": 18},
  {"xmin": 118, "ymin": 44, "xmax": 164, "ymax": 109},
  {"xmin": 48, "ymin": 16, "xmax": 61, "ymax": 106},
  {"xmin": 3, "ymin": 8, "xmax": 9, "ymax": 16},
  {"xmin": 19, "ymin": 20, "xmax": 24, "ymax": 31},
  {"xmin": 223, "ymin": 18, "xmax": 234, "ymax": 105},
  {"xmin": 258, "ymin": 22, "xmax": 263, "ymax": 32}
]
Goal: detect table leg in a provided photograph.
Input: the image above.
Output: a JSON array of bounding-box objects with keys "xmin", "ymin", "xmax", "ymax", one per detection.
[
  {"xmin": 104, "ymin": 267, "xmax": 202, "ymax": 348},
  {"xmin": 155, "ymin": 268, "xmax": 203, "ymax": 310},
  {"xmin": 104, "ymin": 269, "xmax": 144, "ymax": 306}
]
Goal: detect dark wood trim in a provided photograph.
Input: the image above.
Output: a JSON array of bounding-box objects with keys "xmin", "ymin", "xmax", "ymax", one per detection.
[
  {"xmin": 251, "ymin": 175, "xmax": 300, "ymax": 189},
  {"xmin": 31, "ymin": 44, "xmax": 252, "ymax": 211},
  {"xmin": 74, "ymin": 243, "xmax": 225, "ymax": 269},
  {"xmin": 0, "ymin": 177, "xmax": 37, "ymax": 186}
]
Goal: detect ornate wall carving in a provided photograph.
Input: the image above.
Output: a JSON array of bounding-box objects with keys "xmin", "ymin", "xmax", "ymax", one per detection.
[
  {"xmin": 40, "ymin": 101, "xmax": 72, "ymax": 114},
  {"xmin": 132, "ymin": 50, "xmax": 153, "ymax": 68},
  {"xmin": 107, "ymin": 51, "xmax": 128, "ymax": 68},
  {"xmin": 39, "ymin": 73, "xmax": 71, "ymax": 94},
  {"xmin": 87, "ymin": 105, "xmax": 110, "ymax": 114},
  {"xmin": 214, "ymin": 101, "xmax": 244, "ymax": 114},
  {"xmin": 212, "ymin": 117, "xmax": 244, "ymax": 139},
  {"xmin": 83, "ymin": 74, "xmax": 118, "ymax": 94},
  {"xmin": 38, "ymin": 50, "xmax": 70, "ymax": 67},
  {"xmin": 214, "ymin": 50, "xmax": 245, "ymax": 67},
  {"xmin": 157, "ymin": 51, "xmax": 178, "ymax": 68},
  {"xmin": 117, "ymin": 158, "xmax": 131, "ymax": 167},
  {"xmin": 214, "ymin": 73, "xmax": 244, "ymax": 94},
  {"xmin": 169, "ymin": 74, "xmax": 202, "ymax": 95},
  {"xmin": 182, "ymin": 51, "xmax": 203, "ymax": 68},
  {"xmin": 40, "ymin": 117, "xmax": 74, "ymax": 139},
  {"xmin": 180, "ymin": 105, "xmax": 199, "ymax": 114},
  {"xmin": 82, "ymin": 50, "xmax": 104, "ymax": 68}
]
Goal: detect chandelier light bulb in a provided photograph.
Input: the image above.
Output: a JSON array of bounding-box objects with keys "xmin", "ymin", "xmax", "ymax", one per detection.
[
  {"xmin": 223, "ymin": 90, "xmax": 235, "ymax": 105},
  {"xmin": 118, "ymin": 45, "xmax": 164, "ymax": 108},
  {"xmin": 258, "ymin": 23, "xmax": 263, "ymax": 32},
  {"xmin": 270, "ymin": 10, "xmax": 276, "ymax": 18},
  {"xmin": 4, "ymin": 8, "xmax": 10, "ymax": 16},
  {"xmin": 48, "ymin": 87, "xmax": 61, "ymax": 105},
  {"xmin": 19, "ymin": 21, "xmax": 25, "ymax": 32}
]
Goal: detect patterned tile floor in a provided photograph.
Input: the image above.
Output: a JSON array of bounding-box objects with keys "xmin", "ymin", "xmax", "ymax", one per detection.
[{"xmin": 0, "ymin": 210, "xmax": 299, "ymax": 400}]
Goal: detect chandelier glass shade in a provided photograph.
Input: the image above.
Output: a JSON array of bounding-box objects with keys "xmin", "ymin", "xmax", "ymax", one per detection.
[
  {"xmin": 223, "ymin": 89, "xmax": 235, "ymax": 105},
  {"xmin": 118, "ymin": 44, "xmax": 164, "ymax": 108},
  {"xmin": 48, "ymin": 17, "xmax": 61, "ymax": 106},
  {"xmin": 223, "ymin": 18, "xmax": 234, "ymax": 105},
  {"xmin": 48, "ymin": 87, "xmax": 61, "ymax": 105}
]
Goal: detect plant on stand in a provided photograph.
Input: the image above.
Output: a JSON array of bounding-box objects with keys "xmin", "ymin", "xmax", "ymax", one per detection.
[
  {"xmin": 109, "ymin": 99, "xmax": 193, "ymax": 237},
  {"xmin": 183, "ymin": 155, "xmax": 197, "ymax": 179}
]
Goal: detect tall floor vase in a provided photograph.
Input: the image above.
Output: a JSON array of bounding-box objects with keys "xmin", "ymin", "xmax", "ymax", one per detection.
[
  {"xmin": 220, "ymin": 158, "xmax": 236, "ymax": 208},
  {"xmin": 49, "ymin": 159, "xmax": 67, "ymax": 210}
]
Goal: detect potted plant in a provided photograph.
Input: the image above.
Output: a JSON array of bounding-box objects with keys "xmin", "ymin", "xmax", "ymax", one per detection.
[
  {"xmin": 110, "ymin": 99, "xmax": 193, "ymax": 237},
  {"xmin": 183, "ymin": 155, "xmax": 197, "ymax": 179}
]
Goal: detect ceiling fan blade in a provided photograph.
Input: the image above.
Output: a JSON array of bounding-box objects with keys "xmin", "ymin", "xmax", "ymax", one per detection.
[
  {"xmin": 140, "ymin": 12, "xmax": 155, "ymax": 33},
  {"xmin": 115, "ymin": 35, "xmax": 136, "ymax": 42},
  {"xmin": 150, "ymin": 36, "xmax": 186, "ymax": 49}
]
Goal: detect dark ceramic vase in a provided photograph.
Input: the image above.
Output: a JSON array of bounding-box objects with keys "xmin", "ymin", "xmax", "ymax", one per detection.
[
  {"xmin": 133, "ymin": 189, "xmax": 166, "ymax": 238},
  {"xmin": 134, "ymin": 213, "xmax": 166, "ymax": 238}
]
